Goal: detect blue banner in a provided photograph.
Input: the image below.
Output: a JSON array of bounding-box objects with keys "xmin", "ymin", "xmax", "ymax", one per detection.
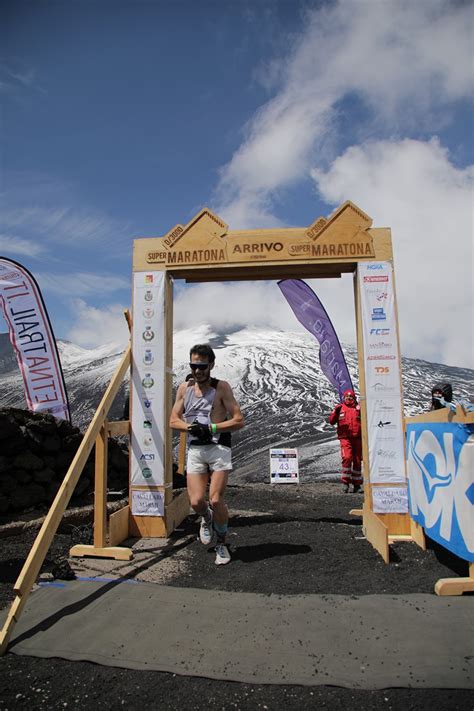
[
  {"xmin": 278, "ymin": 279, "xmax": 353, "ymax": 398},
  {"xmin": 406, "ymin": 422, "xmax": 474, "ymax": 562}
]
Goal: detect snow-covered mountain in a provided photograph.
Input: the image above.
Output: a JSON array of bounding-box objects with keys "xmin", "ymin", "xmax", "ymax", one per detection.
[{"xmin": 1, "ymin": 328, "xmax": 472, "ymax": 483}]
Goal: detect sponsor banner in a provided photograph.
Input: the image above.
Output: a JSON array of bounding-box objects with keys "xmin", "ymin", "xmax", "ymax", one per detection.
[
  {"xmin": 407, "ymin": 422, "xmax": 474, "ymax": 562},
  {"xmin": 358, "ymin": 262, "xmax": 405, "ymax": 485},
  {"xmin": 278, "ymin": 279, "xmax": 353, "ymax": 398},
  {"xmin": 0, "ymin": 258, "xmax": 70, "ymax": 421},
  {"xmin": 372, "ymin": 486, "xmax": 409, "ymax": 514},
  {"xmin": 270, "ymin": 448, "xmax": 299, "ymax": 483},
  {"xmin": 366, "ymin": 398, "xmax": 406, "ymax": 483},
  {"xmin": 131, "ymin": 271, "xmax": 165, "ymax": 490},
  {"xmin": 131, "ymin": 488, "xmax": 165, "ymax": 517}
]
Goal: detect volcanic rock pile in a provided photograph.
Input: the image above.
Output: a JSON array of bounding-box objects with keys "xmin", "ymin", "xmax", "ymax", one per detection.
[{"xmin": 0, "ymin": 408, "xmax": 129, "ymax": 516}]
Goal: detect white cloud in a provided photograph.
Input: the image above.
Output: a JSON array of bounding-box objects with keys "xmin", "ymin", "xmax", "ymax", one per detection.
[
  {"xmin": 312, "ymin": 137, "xmax": 473, "ymax": 367},
  {"xmin": 1, "ymin": 205, "xmax": 130, "ymax": 248},
  {"xmin": 173, "ymin": 276, "xmax": 357, "ymax": 346},
  {"xmin": 66, "ymin": 299, "xmax": 130, "ymax": 349},
  {"xmin": 214, "ymin": 0, "xmax": 474, "ymax": 226},
  {"xmin": 38, "ymin": 271, "xmax": 129, "ymax": 297},
  {"xmin": 204, "ymin": 0, "xmax": 474, "ymax": 367},
  {"xmin": 0, "ymin": 234, "xmax": 46, "ymax": 258}
]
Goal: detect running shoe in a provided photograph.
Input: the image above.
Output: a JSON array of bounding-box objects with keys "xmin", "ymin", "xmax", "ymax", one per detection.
[
  {"xmin": 215, "ymin": 543, "xmax": 231, "ymax": 565},
  {"xmin": 343, "ymin": 484, "xmax": 350, "ymax": 494},
  {"xmin": 352, "ymin": 484, "xmax": 362, "ymax": 494},
  {"xmin": 199, "ymin": 512, "xmax": 214, "ymax": 545}
]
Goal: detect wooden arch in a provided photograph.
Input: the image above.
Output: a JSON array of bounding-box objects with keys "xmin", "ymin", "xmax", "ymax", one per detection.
[{"xmin": 126, "ymin": 200, "xmax": 417, "ymax": 559}]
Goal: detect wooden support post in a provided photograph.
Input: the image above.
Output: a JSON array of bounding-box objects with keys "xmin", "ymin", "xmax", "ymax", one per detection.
[
  {"xmin": 94, "ymin": 423, "xmax": 108, "ymax": 548},
  {"xmin": 109, "ymin": 506, "xmax": 130, "ymax": 547},
  {"xmin": 410, "ymin": 518, "xmax": 426, "ymax": 551},
  {"xmin": 70, "ymin": 419, "xmax": 133, "ymax": 561},
  {"xmin": 362, "ymin": 504, "xmax": 389, "ymax": 564},
  {"xmin": 124, "ymin": 308, "xmax": 132, "ymax": 332},
  {"xmin": 0, "ymin": 346, "xmax": 132, "ymax": 656},
  {"xmin": 435, "ymin": 563, "xmax": 474, "ymax": 596}
]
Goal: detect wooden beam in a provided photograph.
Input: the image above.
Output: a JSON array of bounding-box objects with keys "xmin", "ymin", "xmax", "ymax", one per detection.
[
  {"xmin": 108, "ymin": 505, "xmax": 130, "ymax": 547},
  {"xmin": 93, "ymin": 424, "xmax": 108, "ymax": 549},
  {"xmin": 107, "ymin": 420, "xmax": 130, "ymax": 436},
  {"xmin": 435, "ymin": 562, "xmax": 474, "ymax": 596},
  {"xmin": 0, "ymin": 345, "xmax": 131, "ymax": 656},
  {"xmin": 363, "ymin": 505, "xmax": 389, "ymax": 564},
  {"xmin": 68, "ymin": 545, "xmax": 133, "ymax": 561},
  {"xmin": 410, "ymin": 518, "xmax": 426, "ymax": 551},
  {"xmin": 165, "ymin": 490, "xmax": 191, "ymax": 536}
]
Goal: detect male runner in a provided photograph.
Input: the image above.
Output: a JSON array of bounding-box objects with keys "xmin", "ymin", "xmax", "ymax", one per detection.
[{"xmin": 169, "ymin": 344, "xmax": 244, "ymax": 565}]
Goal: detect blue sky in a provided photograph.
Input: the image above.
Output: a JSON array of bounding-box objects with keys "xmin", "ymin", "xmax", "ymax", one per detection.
[{"xmin": 1, "ymin": 0, "xmax": 473, "ymax": 367}]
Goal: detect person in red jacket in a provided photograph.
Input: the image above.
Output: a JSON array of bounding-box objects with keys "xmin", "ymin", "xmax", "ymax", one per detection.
[{"xmin": 329, "ymin": 389, "xmax": 363, "ymax": 494}]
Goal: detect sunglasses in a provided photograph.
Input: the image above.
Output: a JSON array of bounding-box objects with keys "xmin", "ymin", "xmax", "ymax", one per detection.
[{"xmin": 189, "ymin": 362, "xmax": 210, "ymax": 371}]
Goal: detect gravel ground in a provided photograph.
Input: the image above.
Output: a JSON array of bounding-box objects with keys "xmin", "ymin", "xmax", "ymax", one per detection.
[{"xmin": 0, "ymin": 482, "xmax": 472, "ymax": 710}]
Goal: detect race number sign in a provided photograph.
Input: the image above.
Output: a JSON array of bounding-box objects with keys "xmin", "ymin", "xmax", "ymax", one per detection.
[{"xmin": 270, "ymin": 448, "xmax": 299, "ymax": 483}]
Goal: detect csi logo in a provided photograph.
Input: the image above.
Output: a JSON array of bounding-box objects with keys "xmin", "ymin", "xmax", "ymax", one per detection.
[
  {"xmin": 370, "ymin": 328, "xmax": 390, "ymax": 336},
  {"xmin": 375, "ymin": 366, "xmax": 390, "ymax": 374},
  {"xmin": 140, "ymin": 453, "xmax": 155, "ymax": 461}
]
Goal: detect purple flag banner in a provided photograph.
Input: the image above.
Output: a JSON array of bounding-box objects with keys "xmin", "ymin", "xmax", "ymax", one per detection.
[{"xmin": 278, "ymin": 279, "xmax": 353, "ymax": 399}]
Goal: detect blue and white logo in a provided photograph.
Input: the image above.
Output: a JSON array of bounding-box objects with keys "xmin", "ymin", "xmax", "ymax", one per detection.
[
  {"xmin": 371, "ymin": 307, "xmax": 386, "ymax": 321},
  {"xmin": 407, "ymin": 423, "xmax": 474, "ymax": 561}
]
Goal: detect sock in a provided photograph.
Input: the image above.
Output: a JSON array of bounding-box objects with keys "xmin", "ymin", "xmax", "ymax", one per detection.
[
  {"xmin": 214, "ymin": 521, "xmax": 228, "ymax": 543},
  {"xmin": 202, "ymin": 506, "xmax": 212, "ymax": 524}
]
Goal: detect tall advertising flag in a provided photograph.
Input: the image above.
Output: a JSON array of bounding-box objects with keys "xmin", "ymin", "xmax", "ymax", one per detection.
[
  {"xmin": 0, "ymin": 258, "xmax": 71, "ymax": 421},
  {"xmin": 278, "ymin": 279, "xmax": 353, "ymax": 399}
]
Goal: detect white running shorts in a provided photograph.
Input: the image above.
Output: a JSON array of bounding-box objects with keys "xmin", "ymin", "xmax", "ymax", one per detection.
[{"xmin": 187, "ymin": 444, "xmax": 232, "ymax": 474}]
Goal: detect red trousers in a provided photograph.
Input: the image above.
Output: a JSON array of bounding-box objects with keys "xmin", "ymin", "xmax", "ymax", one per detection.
[{"xmin": 339, "ymin": 438, "xmax": 362, "ymax": 485}]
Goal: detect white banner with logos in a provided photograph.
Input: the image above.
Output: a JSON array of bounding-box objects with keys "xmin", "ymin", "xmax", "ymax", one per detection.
[
  {"xmin": 131, "ymin": 272, "xmax": 165, "ymax": 505},
  {"xmin": 358, "ymin": 262, "xmax": 406, "ymax": 489},
  {"xmin": 0, "ymin": 258, "xmax": 70, "ymax": 421}
]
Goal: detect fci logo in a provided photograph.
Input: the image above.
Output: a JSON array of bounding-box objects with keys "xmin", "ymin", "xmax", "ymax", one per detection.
[{"xmin": 375, "ymin": 366, "xmax": 390, "ymax": 374}]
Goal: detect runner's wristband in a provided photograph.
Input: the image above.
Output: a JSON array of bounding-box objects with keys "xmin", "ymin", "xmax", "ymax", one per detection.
[{"xmin": 209, "ymin": 423, "xmax": 217, "ymax": 435}]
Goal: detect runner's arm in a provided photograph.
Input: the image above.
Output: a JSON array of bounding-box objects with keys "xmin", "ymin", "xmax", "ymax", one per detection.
[
  {"xmin": 169, "ymin": 383, "xmax": 191, "ymax": 432},
  {"xmin": 211, "ymin": 381, "xmax": 244, "ymax": 432}
]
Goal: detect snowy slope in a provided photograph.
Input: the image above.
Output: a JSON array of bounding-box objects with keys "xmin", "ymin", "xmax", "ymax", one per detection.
[{"xmin": 1, "ymin": 329, "xmax": 472, "ymax": 482}]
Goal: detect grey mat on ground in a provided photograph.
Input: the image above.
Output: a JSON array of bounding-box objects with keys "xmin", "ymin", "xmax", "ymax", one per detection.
[{"xmin": 4, "ymin": 580, "xmax": 473, "ymax": 689}]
